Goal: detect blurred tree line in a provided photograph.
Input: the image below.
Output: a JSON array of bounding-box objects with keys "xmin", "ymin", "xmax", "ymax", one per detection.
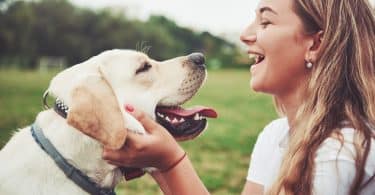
[{"xmin": 0, "ymin": 0, "xmax": 249, "ymax": 69}]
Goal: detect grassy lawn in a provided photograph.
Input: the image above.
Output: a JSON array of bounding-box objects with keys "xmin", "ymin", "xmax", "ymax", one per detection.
[{"xmin": 0, "ymin": 68, "xmax": 277, "ymax": 194}]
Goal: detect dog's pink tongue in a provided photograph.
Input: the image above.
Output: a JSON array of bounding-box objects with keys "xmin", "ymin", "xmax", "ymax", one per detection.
[{"xmin": 157, "ymin": 106, "xmax": 218, "ymax": 118}]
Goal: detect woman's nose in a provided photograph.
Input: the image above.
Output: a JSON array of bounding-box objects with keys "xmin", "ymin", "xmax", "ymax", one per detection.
[{"xmin": 240, "ymin": 23, "xmax": 257, "ymax": 44}]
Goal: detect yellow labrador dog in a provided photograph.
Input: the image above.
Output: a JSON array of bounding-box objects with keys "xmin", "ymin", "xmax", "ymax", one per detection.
[{"xmin": 0, "ymin": 49, "xmax": 217, "ymax": 195}]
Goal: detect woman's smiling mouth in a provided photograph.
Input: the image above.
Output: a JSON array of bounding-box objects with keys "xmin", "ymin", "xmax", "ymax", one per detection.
[
  {"xmin": 249, "ymin": 53, "xmax": 265, "ymax": 65},
  {"xmin": 248, "ymin": 52, "xmax": 265, "ymax": 74},
  {"xmin": 254, "ymin": 54, "xmax": 265, "ymax": 64}
]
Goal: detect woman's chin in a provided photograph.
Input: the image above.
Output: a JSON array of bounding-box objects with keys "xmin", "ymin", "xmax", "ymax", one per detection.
[
  {"xmin": 250, "ymin": 79, "xmax": 262, "ymax": 92},
  {"xmin": 250, "ymin": 78, "xmax": 271, "ymax": 93}
]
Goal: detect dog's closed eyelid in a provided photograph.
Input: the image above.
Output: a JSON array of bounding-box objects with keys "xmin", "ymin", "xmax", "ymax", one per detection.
[{"xmin": 135, "ymin": 62, "xmax": 152, "ymax": 74}]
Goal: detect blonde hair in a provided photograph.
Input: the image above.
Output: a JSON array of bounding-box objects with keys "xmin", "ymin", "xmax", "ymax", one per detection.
[{"xmin": 269, "ymin": 0, "xmax": 375, "ymax": 194}]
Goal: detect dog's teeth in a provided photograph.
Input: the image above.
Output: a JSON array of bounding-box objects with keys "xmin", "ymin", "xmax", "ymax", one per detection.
[
  {"xmin": 179, "ymin": 118, "xmax": 185, "ymax": 123},
  {"xmin": 165, "ymin": 116, "xmax": 171, "ymax": 122},
  {"xmin": 199, "ymin": 116, "xmax": 204, "ymax": 120},
  {"xmin": 194, "ymin": 113, "xmax": 200, "ymax": 120},
  {"xmin": 171, "ymin": 118, "xmax": 178, "ymax": 124},
  {"xmin": 157, "ymin": 112, "xmax": 164, "ymax": 117}
]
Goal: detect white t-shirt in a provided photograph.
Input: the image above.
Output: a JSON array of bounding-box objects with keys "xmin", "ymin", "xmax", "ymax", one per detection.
[{"xmin": 246, "ymin": 118, "xmax": 375, "ymax": 195}]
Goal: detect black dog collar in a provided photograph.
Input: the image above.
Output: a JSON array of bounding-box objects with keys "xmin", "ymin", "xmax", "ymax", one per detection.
[
  {"xmin": 42, "ymin": 91, "xmax": 68, "ymax": 118},
  {"xmin": 54, "ymin": 98, "xmax": 69, "ymax": 118},
  {"xmin": 40, "ymin": 91, "xmax": 116, "ymax": 194},
  {"xmin": 31, "ymin": 123, "xmax": 116, "ymax": 195}
]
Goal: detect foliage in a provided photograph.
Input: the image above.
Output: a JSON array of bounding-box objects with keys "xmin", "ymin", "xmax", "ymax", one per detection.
[{"xmin": 0, "ymin": 0, "xmax": 247, "ymax": 69}]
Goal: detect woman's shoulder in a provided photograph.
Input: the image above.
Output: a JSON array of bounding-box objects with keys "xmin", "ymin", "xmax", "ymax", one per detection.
[
  {"xmin": 261, "ymin": 117, "xmax": 289, "ymax": 136},
  {"xmin": 313, "ymin": 127, "xmax": 375, "ymax": 195},
  {"xmin": 316, "ymin": 128, "xmax": 356, "ymax": 160},
  {"xmin": 316, "ymin": 127, "xmax": 375, "ymax": 171},
  {"xmin": 318, "ymin": 127, "xmax": 375, "ymax": 151},
  {"xmin": 255, "ymin": 117, "xmax": 289, "ymax": 145}
]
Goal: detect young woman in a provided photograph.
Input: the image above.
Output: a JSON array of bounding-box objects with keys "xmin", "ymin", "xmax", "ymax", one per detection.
[{"xmin": 102, "ymin": 0, "xmax": 375, "ymax": 194}]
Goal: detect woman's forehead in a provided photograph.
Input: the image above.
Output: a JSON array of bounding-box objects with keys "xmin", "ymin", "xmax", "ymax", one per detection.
[
  {"xmin": 256, "ymin": 0, "xmax": 294, "ymax": 15},
  {"xmin": 256, "ymin": 0, "xmax": 303, "ymax": 25}
]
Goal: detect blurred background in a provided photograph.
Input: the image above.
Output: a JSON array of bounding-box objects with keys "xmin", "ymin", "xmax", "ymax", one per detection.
[
  {"xmin": 0, "ymin": 0, "xmax": 257, "ymax": 70},
  {"xmin": 0, "ymin": 0, "xmax": 373, "ymax": 194}
]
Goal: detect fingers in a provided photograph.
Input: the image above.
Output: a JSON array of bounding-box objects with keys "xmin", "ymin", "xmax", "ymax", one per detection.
[
  {"xmin": 102, "ymin": 147, "xmax": 137, "ymax": 167},
  {"xmin": 125, "ymin": 104, "xmax": 160, "ymax": 133},
  {"xmin": 106, "ymin": 160, "xmax": 125, "ymax": 167},
  {"xmin": 125, "ymin": 130, "xmax": 147, "ymax": 146},
  {"xmin": 102, "ymin": 148, "xmax": 126, "ymax": 162},
  {"xmin": 102, "ymin": 131, "xmax": 146, "ymax": 166}
]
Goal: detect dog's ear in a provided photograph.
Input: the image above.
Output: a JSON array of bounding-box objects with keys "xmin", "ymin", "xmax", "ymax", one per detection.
[{"xmin": 66, "ymin": 75, "xmax": 127, "ymax": 149}]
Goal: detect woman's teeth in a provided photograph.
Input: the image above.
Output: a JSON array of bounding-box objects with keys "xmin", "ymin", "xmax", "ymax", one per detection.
[
  {"xmin": 249, "ymin": 54, "xmax": 265, "ymax": 64},
  {"xmin": 255, "ymin": 55, "xmax": 265, "ymax": 64}
]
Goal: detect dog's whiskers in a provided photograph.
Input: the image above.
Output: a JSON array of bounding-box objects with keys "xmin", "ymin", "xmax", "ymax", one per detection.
[{"xmin": 136, "ymin": 41, "xmax": 152, "ymax": 55}]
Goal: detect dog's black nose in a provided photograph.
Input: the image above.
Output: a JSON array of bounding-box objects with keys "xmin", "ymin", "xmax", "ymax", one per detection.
[{"xmin": 188, "ymin": 53, "xmax": 205, "ymax": 66}]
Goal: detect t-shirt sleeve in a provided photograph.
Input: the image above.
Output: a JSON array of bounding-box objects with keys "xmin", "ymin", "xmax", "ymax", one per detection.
[
  {"xmin": 246, "ymin": 130, "xmax": 268, "ymax": 185},
  {"xmin": 312, "ymin": 132, "xmax": 357, "ymax": 195}
]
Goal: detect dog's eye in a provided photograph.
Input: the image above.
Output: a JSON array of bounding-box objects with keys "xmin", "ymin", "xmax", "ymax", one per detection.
[{"xmin": 136, "ymin": 62, "xmax": 152, "ymax": 74}]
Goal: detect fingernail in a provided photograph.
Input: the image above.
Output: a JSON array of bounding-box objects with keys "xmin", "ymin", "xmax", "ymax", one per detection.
[{"xmin": 125, "ymin": 104, "xmax": 134, "ymax": 112}]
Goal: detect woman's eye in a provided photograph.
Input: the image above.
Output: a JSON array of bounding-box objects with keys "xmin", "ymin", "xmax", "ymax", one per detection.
[
  {"xmin": 260, "ymin": 21, "xmax": 271, "ymax": 28},
  {"xmin": 136, "ymin": 62, "xmax": 152, "ymax": 74}
]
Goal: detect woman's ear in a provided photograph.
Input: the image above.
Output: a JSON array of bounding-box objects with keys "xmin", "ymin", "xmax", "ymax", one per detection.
[
  {"xmin": 67, "ymin": 75, "xmax": 127, "ymax": 149},
  {"xmin": 306, "ymin": 30, "xmax": 324, "ymax": 62}
]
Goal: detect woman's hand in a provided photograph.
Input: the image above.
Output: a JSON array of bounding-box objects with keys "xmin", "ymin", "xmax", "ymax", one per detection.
[
  {"xmin": 102, "ymin": 104, "xmax": 185, "ymax": 171},
  {"xmin": 103, "ymin": 104, "xmax": 210, "ymax": 195}
]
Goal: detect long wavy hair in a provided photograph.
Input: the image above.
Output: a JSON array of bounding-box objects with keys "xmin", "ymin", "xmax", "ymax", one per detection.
[{"xmin": 269, "ymin": 0, "xmax": 375, "ymax": 194}]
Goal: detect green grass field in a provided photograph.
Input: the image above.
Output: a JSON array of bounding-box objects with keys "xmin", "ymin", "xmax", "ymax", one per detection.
[{"xmin": 0, "ymin": 68, "xmax": 277, "ymax": 194}]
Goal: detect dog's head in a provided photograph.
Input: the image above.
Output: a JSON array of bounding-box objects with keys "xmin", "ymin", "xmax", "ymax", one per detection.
[{"xmin": 47, "ymin": 49, "xmax": 217, "ymax": 149}]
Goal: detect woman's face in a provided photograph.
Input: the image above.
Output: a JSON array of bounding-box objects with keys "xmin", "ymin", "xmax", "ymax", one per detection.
[{"xmin": 241, "ymin": 0, "xmax": 312, "ymax": 98}]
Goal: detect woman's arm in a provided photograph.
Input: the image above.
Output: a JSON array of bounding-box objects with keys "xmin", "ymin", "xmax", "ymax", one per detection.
[
  {"xmin": 150, "ymin": 171, "xmax": 172, "ymax": 195},
  {"xmin": 150, "ymin": 157, "xmax": 209, "ymax": 195},
  {"xmin": 241, "ymin": 181, "xmax": 264, "ymax": 195},
  {"xmin": 156, "ymin": 156, "xmax": 209, "ymax": 195}
]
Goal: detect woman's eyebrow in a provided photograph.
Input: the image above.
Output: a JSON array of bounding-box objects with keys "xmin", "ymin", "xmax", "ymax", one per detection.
[{"xmin": 258, "ymin": 6, "xmax": 278, "ymax": 15}]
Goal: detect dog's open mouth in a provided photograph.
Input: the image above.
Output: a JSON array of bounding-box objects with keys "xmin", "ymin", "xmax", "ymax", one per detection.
[{"xmin": 155, "ymin": 105, "xmax": 217, "ymax": 141}]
